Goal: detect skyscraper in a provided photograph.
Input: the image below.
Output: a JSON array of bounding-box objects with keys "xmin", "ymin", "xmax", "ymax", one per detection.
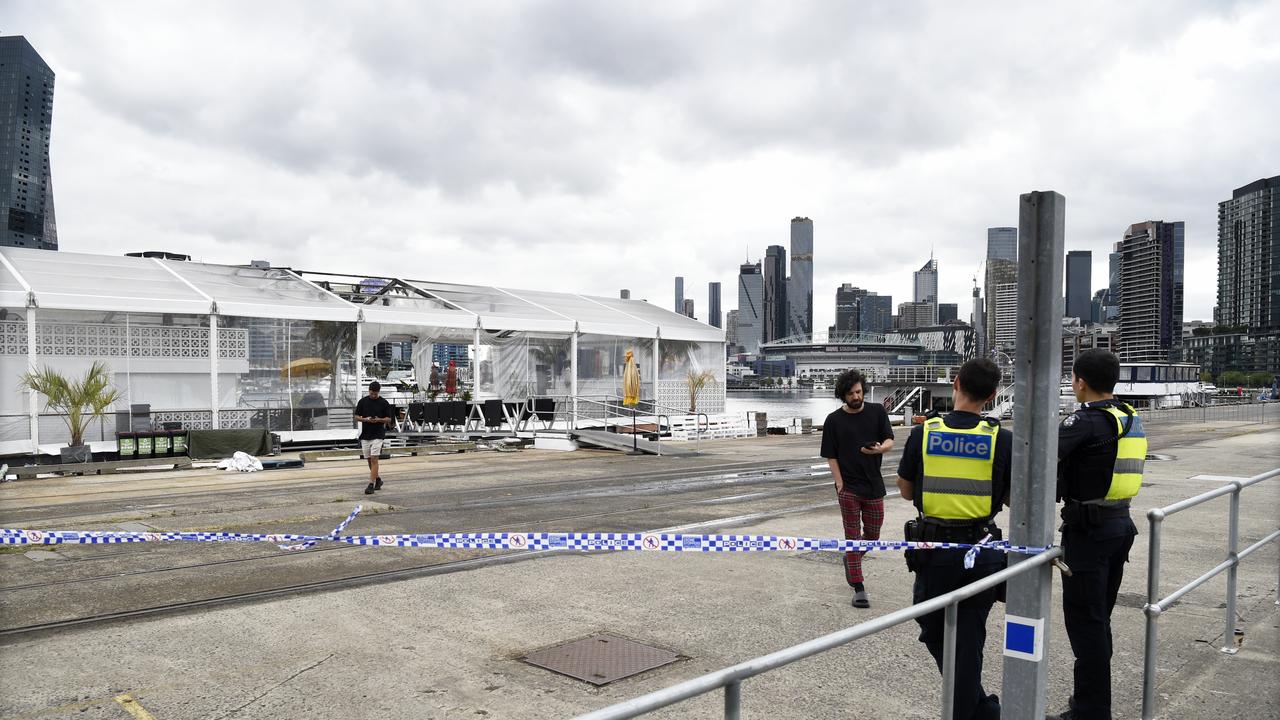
[
  {"xmin": 787, "ymin": 217, "xmax": 813, "ymax": 337},
  {"xmin": 682, "ymin": 298, "xmax": 695, "ymax": 319},
  {"xmin": 971, "ymin": 284, "xmax": 985, "ymax": 355},
  {"xmin": 762, "ymin": 245, "xmax": 788, "ymax": 342},
  {"xmin": 1, "ymin": 36, "xmax": 57, "ymax": 250},
  {"xmin": 725, "ymin": 309, "xmax": 740, "ymax": 351},
  {"xmin": 938, "ymin": 303, "xmax": 958, "ymax": 324},
  {"xmin": 993, "ymin": 283, "xmax": 1019, "ymax": 352},
  {"xmin": 708, "ymin": 281, "xmax": 722, "ymax": 329},
  {"xmin": 1116, "ymin": 221, "xmax": 1185, "ymax": 362},
  {"xmin": 835, "ymin": 284, "xmax": 868, "ymax": 333},
  {"xmin": 674, "ymin": 276, "xmax": 684, "ymax": 314},
  {"xmin": 913, "ymin": 257, "xmax": 939, "ymax": 325},
  {"xmin": 1217, "ymin": 176, "xmax": 1279, "ymax": 330},
  {"xmin": 859, "ymin": 294, "xmax": 893, "ymax": 335},
  {"xmin": 987, "ymin": 228, "xmax": 1017, "ymax": 262},
  {"xmin": 737, "ymin": 262, "xmax": 764, "ymax": 353},
  {"xmin": 1065, "ymin": 250, "xmax": 1092, "ymax": 322},
  {"xmin": 985, "ymin": 228, "xmax": 1018, "ymax": 355},
  {"xmin": 897, "ymin": 301, "xmax": 936, "ymax": 330}
]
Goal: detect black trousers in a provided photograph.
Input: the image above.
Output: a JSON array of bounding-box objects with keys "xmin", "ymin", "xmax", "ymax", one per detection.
[
  {"xmin": 912, "ymin": 549, "xmax": 1003, "ymax": 720},
  {"xmin": 1060, "ymin": 516, "xmax": 1137, "ymax": 720}
]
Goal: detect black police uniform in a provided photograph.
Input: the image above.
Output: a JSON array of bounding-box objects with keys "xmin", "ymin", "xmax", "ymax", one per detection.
[
  {"xmin": 1056, "ymin": 400, "xmax": 1141, "ymax": 720},
  {"xmin": 898, "ymin": 411, "xmax": 1012, "ymax": 720}
]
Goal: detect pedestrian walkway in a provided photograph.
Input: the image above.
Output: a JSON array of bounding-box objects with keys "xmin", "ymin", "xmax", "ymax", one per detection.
[{"xmin": 0, "ymin": 424, "xmax": 1275, "ymax": 719}]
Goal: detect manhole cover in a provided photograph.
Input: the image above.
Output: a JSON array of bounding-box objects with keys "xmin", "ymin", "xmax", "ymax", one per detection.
[{"xmin": 522, "ymin": 634, "xmax": 680, "ymax": 686}]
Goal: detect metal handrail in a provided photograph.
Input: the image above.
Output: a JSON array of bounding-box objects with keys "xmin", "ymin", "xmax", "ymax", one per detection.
[
  {"xmin": 1141, "ymin": 467, "xmax": 1280, "ymax": 720},
  {"xmin": 574, "ymin": 546, "xmax": 1064, "ymax": 720}
]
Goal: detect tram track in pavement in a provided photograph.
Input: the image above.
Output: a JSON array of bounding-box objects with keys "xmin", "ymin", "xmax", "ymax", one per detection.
[
  {"xmin": 0, "ymin": 480, "xmax": 903, "ymax": 643},
  {"xmin": 0, "ymin": 467, "xmax": 841, "ymax": 594},
  {"xmin": 0, "ymin": 494, "xmax": 860, "ymax": 642},
  {"xmin": 1, "ymin": 451, "xmax": 835, "ymax": 527},
  {"xmin": 0, "ymin": 453, "xmax": 914, "ymax": 640}
]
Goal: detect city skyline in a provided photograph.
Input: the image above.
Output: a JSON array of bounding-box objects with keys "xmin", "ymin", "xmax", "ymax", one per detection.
[{"xmin": 4, "ymin": 3, "xmax": 1277, "ymax": 329}]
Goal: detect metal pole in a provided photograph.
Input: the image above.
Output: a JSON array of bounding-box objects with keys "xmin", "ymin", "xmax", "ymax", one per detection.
[
  {"xmin": 571, "ymin": 330, "xmax": 579, "ymax": 432},
  {"xmin": 27, "ymin": 308, "xmax": 38, "ymax": 454},
  {"xmin": 1141, "ymin": 512, "xmax": 1164, "ymax": 720},
  {"xmin": 941, "ymin": 602, "xmax": 958, "ymax": 720},
  {"xmin": 1222, "ymin": 484, "xmax": 1241, "ymax": 654},
  {"xmin": 1002, "ymin": 191, "xmax": 1066, "ymax": 719},
  {"xmin": 723, "ymin": 680, "xmax": 740, "ymax": 720},
  {"xmin": 210, "ymin": 314, "xmax": 220, "ymax": 429}
]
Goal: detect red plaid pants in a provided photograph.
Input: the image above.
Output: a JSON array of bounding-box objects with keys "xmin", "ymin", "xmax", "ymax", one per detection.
[{"xmin": 837, "ymin": 490, "xmax": 885, "ymax": 585}]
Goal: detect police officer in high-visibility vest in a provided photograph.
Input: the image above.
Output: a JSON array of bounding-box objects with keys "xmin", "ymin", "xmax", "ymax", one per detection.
[
  {"xmin": 897, "ymin": 358, "xmax": 1011, "ymax": 720},
  {"xmin": 1047, "ymin": 349, "xmax": 1146, "ymax": 720}
]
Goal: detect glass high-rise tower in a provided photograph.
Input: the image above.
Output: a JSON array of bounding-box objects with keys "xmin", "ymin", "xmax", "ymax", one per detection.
[
  {"xmin": 1, "ymin": 36, "xmax": 57, "ymax": 250},
  {"xmin": 1217, "ymin": 176, "xmax": 1279, "ymax": 330},
  {"xmin": 787, "ymin": 218, "xmax": 813, "ymax": 337},
  {"xmin": 1065, "ymin": 250, "xmax": 1092, "ymax": 322}
]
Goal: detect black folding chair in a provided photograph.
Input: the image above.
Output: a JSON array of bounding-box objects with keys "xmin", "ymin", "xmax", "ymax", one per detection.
[{"xmin": 482, "ymin": 399, "xmax": 504, "ymax": 429}]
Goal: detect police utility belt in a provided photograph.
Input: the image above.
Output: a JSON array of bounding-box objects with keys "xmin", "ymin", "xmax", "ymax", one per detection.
[
  {"xmin": 1061, "ymin": 498, "xmax": 1131, "ymax": 526},
  {"xmin": 905, "ymin": 517, "xmax": 1001, "ymax": 544}
]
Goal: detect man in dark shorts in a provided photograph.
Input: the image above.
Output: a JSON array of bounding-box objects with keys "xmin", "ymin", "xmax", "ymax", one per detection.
[
  {"xmin": 820, "ymin": 368, "xmax": 895, "ymax": 608},
  {"xmin": 354, "ymin": 381, "xmax": 393, "ymax": 495}
]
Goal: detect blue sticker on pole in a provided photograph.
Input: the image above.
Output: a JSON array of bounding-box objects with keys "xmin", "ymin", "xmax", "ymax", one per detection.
[{"xmin": 1003, "ymin": 614, "xmax": 1044, "ymax": 662}]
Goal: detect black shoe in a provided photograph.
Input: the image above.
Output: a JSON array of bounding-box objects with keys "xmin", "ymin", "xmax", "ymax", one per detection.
[
  {"xmin": 374, "ymin": 477, "xmax": 383, "ymax": 490},
  {"xmin": 852, "ymin": 590, "xmax": 870, "ymax": 608},
  {"xmin": 364, "ymin": 483, "xmax": 376, "ymax": 495}
]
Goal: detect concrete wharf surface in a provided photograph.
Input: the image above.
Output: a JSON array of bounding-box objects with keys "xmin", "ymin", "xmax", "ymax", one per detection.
[{"xmin": 0, "ymin": 413, "xmax": 1277, "ymax": 719}]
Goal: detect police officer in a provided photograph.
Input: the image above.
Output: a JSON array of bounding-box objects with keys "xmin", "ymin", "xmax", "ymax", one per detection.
[
  {"xmin": 897, "ymin": 358, "xmax": 1010, "ymax": 720},
  {"xmin": 1048, "ymin": 349, "xmax": 1146, "ymax": 720}
]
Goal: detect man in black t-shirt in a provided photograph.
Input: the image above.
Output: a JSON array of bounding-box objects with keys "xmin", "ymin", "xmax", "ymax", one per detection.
[
  {"xmin": 354, "ymin": 381, "xmax": 393, "ymax": 495},
  {"xmin": 819, "ymin": 368, "xmax": 895, "ymax": 608}
]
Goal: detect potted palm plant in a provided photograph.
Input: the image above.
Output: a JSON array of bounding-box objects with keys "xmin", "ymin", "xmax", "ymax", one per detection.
[
  {"xmin": 19, "ymin": 361, "xmax": 120, "ymax": 463},
  {"xmin": 687, "ymin": 369, "xmax": 716, "ymax": 413}
]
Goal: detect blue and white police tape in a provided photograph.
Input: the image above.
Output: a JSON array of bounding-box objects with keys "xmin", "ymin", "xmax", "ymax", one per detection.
[{"xmin": 0, "ymin": 505, "xmax": 1053, "ymax": 556}]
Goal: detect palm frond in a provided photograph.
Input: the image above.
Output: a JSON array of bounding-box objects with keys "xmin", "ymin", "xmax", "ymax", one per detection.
[{"xmin": 18, "ymin": 362, "xmax": 120, "ymax": 446}]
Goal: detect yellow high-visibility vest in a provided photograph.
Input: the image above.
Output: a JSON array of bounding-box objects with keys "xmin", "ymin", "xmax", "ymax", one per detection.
[
  {"xmin": 1096, "ymin": 403, "xmax": 1146, "ymax": 505},
  {"xmin": 921, "ymin": 417, "xmax": 998, "ymax": 521}
]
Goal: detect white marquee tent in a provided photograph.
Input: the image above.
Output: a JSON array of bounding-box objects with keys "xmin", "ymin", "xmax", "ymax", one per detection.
[{"xmin": 0, "ymin": 248, "xmax": 725, "ymax": 455}]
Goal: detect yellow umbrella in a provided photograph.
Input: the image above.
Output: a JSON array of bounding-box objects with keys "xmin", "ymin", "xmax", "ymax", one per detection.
[
  {"xmin": 622, "ymin": 349, "xmax": 641, "ymax": 407},
  {"xmin": 281, "ymin": 357, "xmax": 331, "ymax": 379}
]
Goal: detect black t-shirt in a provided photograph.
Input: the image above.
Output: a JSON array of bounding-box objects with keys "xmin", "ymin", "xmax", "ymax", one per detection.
[
  {"xmin": 897, "ymin": 411, "xmax": 1012, "ymax": 517},
  {"xmin": 820, "ymin": 403, "xmax": 894, "ymax": 498},
  {"xmin": 355, "ymin": 396, "xmax": 392, "ymax": 440},
  {"xmin": 1057, "ymin": 399, "xmax": 1134, "ymax": 502}
]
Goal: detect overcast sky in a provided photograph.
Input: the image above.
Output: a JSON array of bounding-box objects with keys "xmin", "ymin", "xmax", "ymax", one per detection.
[{"xmin": 9, "ymin": 1, "xmax": 1279, "ymax": 328}]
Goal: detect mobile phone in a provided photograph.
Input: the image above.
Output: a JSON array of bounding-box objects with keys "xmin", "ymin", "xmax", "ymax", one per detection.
[{"xmin": 862, "ymin": 441, "xmax": 879, "ymax": 449}]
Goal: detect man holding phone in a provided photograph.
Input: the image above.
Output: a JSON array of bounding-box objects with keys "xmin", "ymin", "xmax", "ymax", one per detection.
[
  {"xmin": 354, "ymin": 381, "xmax": 393, "ymax": 495},
  {"xmin": 820, "ymin": 368, "xmax": 895, "ymax": 608}
]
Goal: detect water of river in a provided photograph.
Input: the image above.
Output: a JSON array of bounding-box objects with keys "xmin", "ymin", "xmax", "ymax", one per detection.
[{"xmin": 723, "ymin": 390, "xmax": 845, "ymax": 427}]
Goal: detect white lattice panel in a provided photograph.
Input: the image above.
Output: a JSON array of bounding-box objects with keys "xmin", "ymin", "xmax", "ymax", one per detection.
[
  {"xmin": 0, "ymin": 321, "xmax": 247, "ymax": 359},
  {"xmin": 0, "ymin": 321, "xmax": 27, "ymax": 355},
  {"xmin": 656, "ymin": 380, "xmax": 725, "ymax": 414}
]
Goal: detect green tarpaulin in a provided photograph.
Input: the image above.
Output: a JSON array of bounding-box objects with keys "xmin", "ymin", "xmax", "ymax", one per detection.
[{"xmin": 186, "ymin": 428, "xmax": 271, "ymax": 459}]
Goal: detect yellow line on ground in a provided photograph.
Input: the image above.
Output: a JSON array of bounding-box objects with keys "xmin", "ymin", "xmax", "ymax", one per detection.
[{"xmin": 113, "ymin": 694, "xmax": 158, "ymax": 720}]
